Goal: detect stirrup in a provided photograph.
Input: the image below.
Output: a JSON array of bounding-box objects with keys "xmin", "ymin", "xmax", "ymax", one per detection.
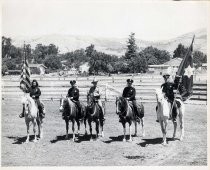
[{"xmin": 19, "ymin": 113, "xmax": 24, "ymax": 118}]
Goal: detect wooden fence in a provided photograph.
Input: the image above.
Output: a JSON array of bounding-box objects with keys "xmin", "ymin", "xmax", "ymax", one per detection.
[{"xmin": 1, "ymin": 75, "xmax": 207, "ymax": 105}]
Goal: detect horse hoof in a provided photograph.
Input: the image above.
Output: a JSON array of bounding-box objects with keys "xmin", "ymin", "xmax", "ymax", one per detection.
[
  {"xmin": 161, "ymin": 142, "xmax": 167, "ymax": 146},
  {"xmin": 128, "ymin": 139, "xmax": 132, "ymax": 142},
  {"xmin": 101, "ymin": 132, "xmax": 104, "ymax": 138},
  {"xmin": 24, "ymin": 140, "xmax": 29, "ymax": 144},
  {"xmin": 90, "ymin": 138, "xmax": 93, "ymax": 142},
  {"xmin": 32, "ymin": 139, "xmax": 37, "ymax": 143},
  {"xmin": 180, "ymin": 137, "xmax": 183, "ymax": 141},
  {"xmin": 123, "ymin": 138, "xmax": 126, "ymax": 142},
  {"xmin": 65, "ymin": 136, "xmax": 68, "ymax": 140}
]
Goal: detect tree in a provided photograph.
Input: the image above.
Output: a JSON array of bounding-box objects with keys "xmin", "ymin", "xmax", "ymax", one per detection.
[
  {"xmin": 2, "ymin": 64, "xmax": 8, "ymax": 75},
  {"xmin": 85, "ymin": 44, "xmax": 95, "ymax": 58},
  {"xmin": 2, "ymin": 36, "xmax": 12, "ymax": 58},
  {"xmin": 141, "ymin": 46, "xmax": 170, "ymax": 65},
  {"xmin": 125, "ymin": 32, "xmax": 137, "ymax": 60},
  {"xmin": 48, "ymin": 44, "xmax": 59, "ymax": 55},
  {"xmin": 173, "ymin": 43, "xmax": 188, "ymax": 58},
  {"xmin": 44, "ymin": 55, "xmax": 62, "ymax": 70},
  {"xmin": 133, "ymin": 53, "xmax": 148, "ymax": 73}
]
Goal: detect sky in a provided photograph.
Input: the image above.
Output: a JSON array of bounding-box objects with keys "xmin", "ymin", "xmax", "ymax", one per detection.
[{"xmin": 2, "ymin": 0, "xmax": 209, "ymax": 41}]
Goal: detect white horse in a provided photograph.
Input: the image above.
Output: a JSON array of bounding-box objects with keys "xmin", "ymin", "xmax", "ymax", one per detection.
[
  {"xmin": 155, "ymin": 88, "xmax": 185, "ymax": 145},
  {"xmin": 21, "ymin": 94, "xmax": 44, "ymax": 143}
]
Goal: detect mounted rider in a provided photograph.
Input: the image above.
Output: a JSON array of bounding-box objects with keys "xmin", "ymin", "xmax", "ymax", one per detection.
[
  {"xmin": 87, "ymin": 78, "xmax": 105, "ymax": 121},
  {"xmin": 19, "ymin": 79, "xmax": 45, "ymax": 118},
  {"xmin": 119, "ymin": 78, "xmax": 140, "ymax": 123},
  {"xmin": 158, "ymin": 73, "xmax": 187, "ymax": 122},
  {"xmin": 67, "ymin": 80, "xmax": 83, "ymax": 120}
]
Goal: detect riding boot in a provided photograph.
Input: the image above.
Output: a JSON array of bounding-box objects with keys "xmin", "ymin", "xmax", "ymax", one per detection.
[{"xmin": 19, "ymin": 105, "xmax": 25, "ymax": 118}]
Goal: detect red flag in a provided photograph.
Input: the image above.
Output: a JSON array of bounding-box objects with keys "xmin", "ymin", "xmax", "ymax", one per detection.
[{"xmin": 176, "ymin": 36, "xmax": 195, "ymax": 100}]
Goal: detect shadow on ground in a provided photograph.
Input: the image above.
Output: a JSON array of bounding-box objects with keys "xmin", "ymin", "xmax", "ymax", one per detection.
[
  {"xmin": 50, "ymin": 134, "xmax": 98, "ymax": 143},
  {"xmin": 137, "ymin": 137, "xmax": 178, "ymax": 147},
  {"xmin": 103, "ymin": 135, "xmax": 138, "ymax": 143},
  {"xmin": 6, "ymin": 135, "xmax": 37, "ymax": 144}
]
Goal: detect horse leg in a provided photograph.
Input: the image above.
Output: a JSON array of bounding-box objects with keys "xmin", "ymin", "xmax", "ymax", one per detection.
[
  {"xmin": 141, "ymin": 118, "xmax": 145, "ymax": 137},
  {"xmin": 32, "ymin": 119, "xmax": 37, "ymax": 142},
  {"xmin": 76, "ymin": 120, "xmax": 80, "ymax": 136},
  {"xmin": 134, "ymin": 121, "xmax": 137, "ymax": 137},
  {"xmin": 40, "ymin": 119, "xmax": 44, "ymax": 139},
  {"xmin": 172, "ymin": 119, "xmax": 177, "ymax": 140},
  {"xmin": 65, "ymin": 119, "xmax": 69, "ymax": 139},
  {"xmin": 179, "ymin": 108, "xmax": 184, "ymax": 141},
  {"xmin": 100, "ymin": 119, "xmax": 104, "ymax": 137},
  {"xmin": 84, "ymin": 118, "xmax": 88, "ymax": 135},
  {"xmin": 72, "ymin": 120, "xmax": 76, "ymax": 142},
  {"xmin": 37, "ymin": 119, "xmax": 41, "ymax": 138},
  {"xmin": 122, "ymin": 123, "xmax": 126, "ymax": 142},
  {"xmin": 95, "ymin": 119, "xmax": 99, "ymax": 140},
  {"xmin": 160, "ymin": 120, "xmax": 167, "ymax": 145},
  {"xmin": 128, "ymin": 122, "xmax": 132, "ymax": 142},
  {"xmin": 89, "ymin": 119, "xmax": 93, "ymax": 141},
  {"xmin": 25, "ymin": 121, "xmax": 30, "ymax": 143}
]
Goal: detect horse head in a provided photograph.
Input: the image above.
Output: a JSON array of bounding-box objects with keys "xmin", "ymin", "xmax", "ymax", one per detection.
[
  {"xmin": 116, "ymin": 97, "xmax": 127, "ymax": 116},
  {"xmin": 21, "ymin": 95, "xmax": 37, "ymax": 117},
  {"xmin": 59, "ymin": 97, "xmax": 66, "ymax": 112}
]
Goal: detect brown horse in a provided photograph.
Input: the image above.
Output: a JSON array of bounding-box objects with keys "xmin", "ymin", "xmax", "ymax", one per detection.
[
  {"xmin": 21, "ymin": 94, "xmax": 44, "ymax": 143},
  {"xmin": 116, "ymin": 97, "xmax": 145, "ymax": 142},
  {"xmin": 59, "ymin": 97, "xmax": 87, "ymax": 142},
  {"xmin": 86, "ymin": 95, "xmax": 104, "ymax": 141}
]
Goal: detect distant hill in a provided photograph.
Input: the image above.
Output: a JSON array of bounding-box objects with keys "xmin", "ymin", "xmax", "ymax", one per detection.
[{"xmin": 11, "ymin": 28, "xmax": 207, "ymax": 57}]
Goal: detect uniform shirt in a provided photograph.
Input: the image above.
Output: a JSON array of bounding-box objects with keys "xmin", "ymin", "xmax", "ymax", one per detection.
[
  {"xmin": 88, "ymin": 86, "xmax": 101, "ymax": 98},
  {"xmin": 68, "ymin": 87, "xmax": 79, "ymax": 101},
  {"xmin": 161, "ymin": 82, "xmax": 175, "ymax": 102},
  {"xmin": 29, "ymin": 87, "xmax": 41, "ymax": 99},
  {"xmin": 122, "ymin": 86, "xmax": 136, "ymax": 101}
]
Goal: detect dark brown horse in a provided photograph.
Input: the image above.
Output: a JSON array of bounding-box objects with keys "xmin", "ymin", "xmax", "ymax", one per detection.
[
  {"xmin": 116, "ymin": 97, "xmax": 145, "ymax": 142},
  {"xmin": 86, "ymin": 95, "xmax": 104, "ymax": 141},
  {"xmin": 59, "ymin": 97, "xmax": 87, "ymax": 142}
]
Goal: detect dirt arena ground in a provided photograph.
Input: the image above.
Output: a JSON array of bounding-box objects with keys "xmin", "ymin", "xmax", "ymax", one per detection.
[{"xmin": 1, "ymin": 100, "xmax": 207, "ymax": 166}]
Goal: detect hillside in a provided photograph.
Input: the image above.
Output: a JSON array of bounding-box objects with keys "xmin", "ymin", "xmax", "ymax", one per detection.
[{"xmin": 11, "ymin": 28, "xmax": 207, "ymax": 57}]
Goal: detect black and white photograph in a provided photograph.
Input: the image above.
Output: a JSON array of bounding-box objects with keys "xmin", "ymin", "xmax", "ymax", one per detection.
[{"xmin": 1, "ymin": 0, "xmax": 209, "ymax": 167}]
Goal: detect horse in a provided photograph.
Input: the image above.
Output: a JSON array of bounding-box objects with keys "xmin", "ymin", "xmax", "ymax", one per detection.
[
  {"xmin": 21, "ymin": 94, "xmax": 44, "ymax": 143},
  {"xmin": 116, "ymin": 97, "xmax": 145, "ymax": 142},
  {"xmin": 155, "ymin": 88, "xmax": 185, "ymax": 145},
  {"xmin": 86, "ymin": 95, "xmax": 104, "ymax": 141},
  {"xmin": 59, "ymin": 97, "xmax": 87, "ymax": 142}
]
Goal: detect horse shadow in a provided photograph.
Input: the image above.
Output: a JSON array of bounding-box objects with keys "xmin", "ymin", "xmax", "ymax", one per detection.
[
  {"xmin": 103, "ymin": 135, "xmax": 137, "ymax": 143},
  {"xmin": 137, "ymin": 137, "xmax": 178, "ymax": 147},
  {"xmin": 50, "ymin": 134, "xmax": 95, "ymax": 143},
  {"xmin": 6, "ymin": 135, "xmax": 36, "ymax": 144}
]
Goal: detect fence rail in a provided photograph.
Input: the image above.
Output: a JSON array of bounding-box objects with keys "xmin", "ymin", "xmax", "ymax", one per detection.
[{"xmin": 1, "ymin": 75, "xmax": 207, "ymax": 104}]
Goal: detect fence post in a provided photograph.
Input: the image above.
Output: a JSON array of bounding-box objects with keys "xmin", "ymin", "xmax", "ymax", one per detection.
[{"xmin": 105, "ymin": 83, "xmax": 107, "ymax": 102}]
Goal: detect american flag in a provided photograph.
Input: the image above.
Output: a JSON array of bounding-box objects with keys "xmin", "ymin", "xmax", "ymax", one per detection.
[{"xmin": 20, "ymin": 44, "xmax": 31, "ymax": 92}]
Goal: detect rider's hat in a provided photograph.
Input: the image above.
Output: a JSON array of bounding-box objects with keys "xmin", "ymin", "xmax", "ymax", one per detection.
[
  {"xmin": 163, "ymin": 74, "xmax": 170, "ymax": 79},
  {"xmin": 127, "ymin": 79, "xmax": 133, "ymax": 83},
  {"xmin": 92, "ymin": 77, "xmax": 98, "ymax": 84},
  {"xmin": 70, "ymin": 80, "xmax": 76, "ymax": 85}
]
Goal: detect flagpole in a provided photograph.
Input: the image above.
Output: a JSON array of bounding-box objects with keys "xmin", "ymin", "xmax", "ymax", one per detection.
[{"xmin": 169, "ymin": 35, "xmax": 195, "ymax": 119}]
